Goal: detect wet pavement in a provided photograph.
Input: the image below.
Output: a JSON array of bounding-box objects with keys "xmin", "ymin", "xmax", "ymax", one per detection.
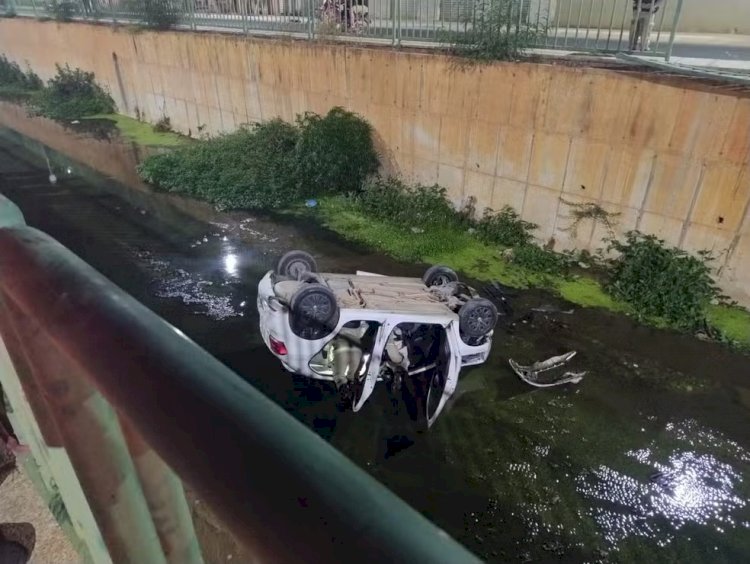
[{"xmin": 0, "ymin": 116, "xmax": 749, "ymax": 563}]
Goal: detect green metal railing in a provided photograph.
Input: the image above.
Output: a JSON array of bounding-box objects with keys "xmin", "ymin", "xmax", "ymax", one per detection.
[
  {"xmin": 3, "ymin": 0, "xmax": 684, "ymax": 58},
  {"xmin": 0, "ymin": 192, "xmax": 478, "ymax": 562}
]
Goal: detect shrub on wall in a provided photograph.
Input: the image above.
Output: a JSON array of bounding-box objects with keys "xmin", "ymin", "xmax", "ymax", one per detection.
[
  {"xmin": 0, "ymin": 55, "xmax": 43, "ymax": 100},
  {"xmin": 126, "ymin": 0, "xmax": 180, "ymax": 29},
  {"xmin": 445, "ymin": 0, "xmax": 547, "ymax": 61},
  {"xmin": 295, "ymin": 107, "xmax": 379, "ymax": 196},
  {"xmin": 31, "ymin": 64, "xmax": 115, "ymax": 119},
  {"xmin": 139, "ymin": 120, "xmax": 301, "ymax": 210},
  {"xmin": 45, "ymin": 0, "xmax": 78, "ymax": 21},
  {"xmin": 607, "ymin": 231, "xmax": 720, "ymax": 328},
  {"xmin": 139, "ymin": 108, "xmax": 379, "ymax": 209}
]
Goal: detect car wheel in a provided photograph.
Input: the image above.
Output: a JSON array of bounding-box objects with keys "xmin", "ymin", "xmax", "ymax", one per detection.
[
  {"xmin": 276, "ymin": 250, "xmax": 318, "ymax": 279},
  {"xmin": 459, "ymin": 298, "xmax": 498, "ymax": 341},
  {"xmin": 289, "ymin": 284, "xmax": 339, "ymax": 340},
  {"xmin": 422, "ymin": 265, "xmax": 458, "ymax": 287},
  {"xmin": 0, "ymin": 541, "xmax": 29, "ymax": 564}
]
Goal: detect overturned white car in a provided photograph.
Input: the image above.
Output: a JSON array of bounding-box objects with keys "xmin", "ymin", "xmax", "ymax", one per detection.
[{"xmin": 257, "ymin": 251, "xmax": 498, "ymax": 426}]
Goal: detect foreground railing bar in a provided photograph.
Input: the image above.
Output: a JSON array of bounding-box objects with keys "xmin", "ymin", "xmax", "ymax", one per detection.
[{"xmin": 0, "ymin": 225, "xmax": 478, "ymax": 564}]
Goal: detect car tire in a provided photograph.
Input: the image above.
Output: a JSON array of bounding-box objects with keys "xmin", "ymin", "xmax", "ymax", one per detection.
[
  {"xmin": 289, "ymin": 284, "xmax": 339, "ymax": 340},
  {"xmin": 0, "ymin": 541, "xmax": 29, "ymax": 564},
  {"xmin": 458, "ymin": 298, "xmax": 498, "ymax": 341},
  {"xmin": 276, "ymin": 250, "xmax": 318, "ymax": 279},
  {"xmin": 422, "ymin": 265, "xmax": 458, "ymax": 287}
]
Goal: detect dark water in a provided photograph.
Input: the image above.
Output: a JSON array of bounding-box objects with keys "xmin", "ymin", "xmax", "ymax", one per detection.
[{"xmin": 0, "ymin": 119, "xmax": 749, "ymax": 563}]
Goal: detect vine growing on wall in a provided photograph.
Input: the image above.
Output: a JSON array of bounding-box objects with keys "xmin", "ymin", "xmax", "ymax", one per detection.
[{"xmin": 560, "ymin": 198, "xmax": 620, "ymax": 239}]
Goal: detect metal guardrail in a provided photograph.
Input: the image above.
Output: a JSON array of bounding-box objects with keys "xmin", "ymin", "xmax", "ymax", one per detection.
[
  {"xmin": 0, "ymin": 193, "xmax": 478, "ymax": 562},
  {"xmin": 2, "ymin": 0, "xmax": 683, "ymax": 59}
]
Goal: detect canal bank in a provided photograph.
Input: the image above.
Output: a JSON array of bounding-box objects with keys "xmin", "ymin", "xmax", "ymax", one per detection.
[{"xmin": 0, "ymin": 100, "xmax": 749, "ymax": 562}]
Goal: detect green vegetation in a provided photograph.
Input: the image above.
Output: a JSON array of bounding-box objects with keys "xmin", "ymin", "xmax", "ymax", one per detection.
[
  {"xmin": 153, "ymin": 115, "xmax": 172, "ymax": 133},
  {"xmin": 46, "ymin": 0, "xmax": 78, "ymax": 21},
  {"xmin": 706, "ymin": 305, "xmax": 750, "ymax": 344},
  {"xmin": 133, "ymin": 107, "xmax": 748, "ymax": 347},
  {"xmin": 140, "ymin": 119, "xmax": 299, "ymax": 210},
  {"xmin": 444, "ymin": 0, "xmax": 547, "ymax": 61},
  {"xmin": 31, "ymin": 64, "xmax": 115, "ymax": 120},
  {"xmin": 138, "ymin": 107, "xmax": 378, "ymax": 210},
  {"xmin": 82, "ymin": 113, "xmax": 187, "ymax": 147},
  {"xmin": 0, "ymin": 55, "xmax": 43, "ymax": 101},
  {"xmin": 295, "ymin": 108, "xmax": 379, "ymax": 195},
  {"xmin": 607, "ymin": 232, "xmax": 720, "ymax": 330},
  {"xmin": 126, "ymin": 0, "xmax": 181, "ymax": 29}
]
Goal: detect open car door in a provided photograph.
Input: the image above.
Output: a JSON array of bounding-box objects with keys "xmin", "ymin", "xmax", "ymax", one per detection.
[
  {"xmin": 352, "ymin": 321, "xmax": 393, "ymax": 412},
  {"xmin": 424, "ymin": 324, "xmax": 461, "ymax": 427}
]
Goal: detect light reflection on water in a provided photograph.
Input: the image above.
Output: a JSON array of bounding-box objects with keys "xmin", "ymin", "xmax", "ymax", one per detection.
[
  {"xmin": 575, "ymin": 420, "xmax": 749, "ymax": 550},
  {"xmin": 133, "ymin": 247, "xmax": 243, "ymax": 320}
]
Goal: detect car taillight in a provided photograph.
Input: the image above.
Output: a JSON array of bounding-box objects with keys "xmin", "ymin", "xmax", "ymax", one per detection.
[{"xmin": 269, "ymin": 336, "xmax": 288, "ymax": 356}]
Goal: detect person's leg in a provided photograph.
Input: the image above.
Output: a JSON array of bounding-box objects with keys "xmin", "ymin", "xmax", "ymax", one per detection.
[
  {"xmin": 643, "ymin": 13, "xmax": 656, "ymax": 50},
  {"xmin": 629, "ymin": 9, "xmax": 639, "ymax": 50}
]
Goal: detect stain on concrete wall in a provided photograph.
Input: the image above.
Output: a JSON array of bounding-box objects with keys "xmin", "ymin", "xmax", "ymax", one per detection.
[{"xmin": 0, "ymin": 19, "xmax": 748, "ymax": 305}]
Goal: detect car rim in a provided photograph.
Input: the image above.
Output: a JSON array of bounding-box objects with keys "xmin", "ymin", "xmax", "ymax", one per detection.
[
  {"xmin": 433, "ymin": 274, "xmax": 450, "ymax": 286},
  {"xmin": 467, "ymin": 305, "xmax": 493, "ymax": 334},
  {"xmin": 299, "ymin": 293, "xmax": 332, "ymax": 321},
  {"xmin": 288, "ymin": 260, "xmax": 310, "ymax": 278}
]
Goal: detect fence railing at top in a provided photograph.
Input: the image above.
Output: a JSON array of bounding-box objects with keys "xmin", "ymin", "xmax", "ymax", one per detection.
[{"xmin": 3, "ymin": 0, "xmax": 683, "ymax": 58}]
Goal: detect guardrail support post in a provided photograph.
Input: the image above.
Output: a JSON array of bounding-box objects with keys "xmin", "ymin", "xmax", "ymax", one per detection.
[{"xmin": 665, "ymin": 0, "xmax": 683, "ymax": 61}]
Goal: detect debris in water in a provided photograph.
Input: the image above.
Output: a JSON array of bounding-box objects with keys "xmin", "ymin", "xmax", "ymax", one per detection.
[
  {"xmin": 203, "ymin": 236, "xmax": 209, "ymax": 242},
  {"xmin": 71, "ymin": 120, "xmax": 80, "ymax": 124},
  {"xmin": 509, "ymin": 351, "xmax": 585, "ymax": 388},
  {"xmin": 531, "ymin": 304, "xmax": 575, "ymax": 315},
  {"xmin": 48, "ymin": 173, "xmax": 57, "ymax": 184},
  {"xmin": 305, "ymin": 199, "xmax": 318, "ymax": 207},
  {"xmin": 410, "ymin": 227, "xmax": 425, "ymax": 234}
]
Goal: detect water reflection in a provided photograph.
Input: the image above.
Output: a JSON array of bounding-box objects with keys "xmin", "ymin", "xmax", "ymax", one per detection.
[
  {"xmin": 133, "ymin": 248, "xmax": 243, "ymax": 320},
  {"xmin": 223, "ymin": 252, "xmax": 239, "ymax": 277},
  {"xmin": 576, "ymin": 421, "xmax": 749, "ymax": 549}
]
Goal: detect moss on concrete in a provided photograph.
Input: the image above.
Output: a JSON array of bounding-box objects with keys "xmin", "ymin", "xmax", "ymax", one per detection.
[
  {"xmin": 82, "ymin": 113, "xmax": 187, "ymax": 147},
  {"xmin": 315, "ymin": 197, "xmax": 750, "ymax": 348},
  {"xmin": 707, "ymin": 304, "xmax": 750, "ymax": 346}
]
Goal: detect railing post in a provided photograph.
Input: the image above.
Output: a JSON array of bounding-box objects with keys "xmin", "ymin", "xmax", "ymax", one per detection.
[
  {"xmin": 29, "ymin": 0, "xmax": 38, "ymax": 17},
  {"xmin": 109, "ymin": 0, "xmax": 117, "ymax": 24},
  {"xmin": 391, "ymin": 0, "xmax": 396, "ymax": 45},
  {"xmin": 665, "ymin": 0, "xmax": 683, "ymax": 61},
  {"xmin": 190, "ymin": 0, "xmax": 196, "ymax": 30},
  {"xmin": 241, "ymin": 0, "xmax": 249, "ymax": 34}
]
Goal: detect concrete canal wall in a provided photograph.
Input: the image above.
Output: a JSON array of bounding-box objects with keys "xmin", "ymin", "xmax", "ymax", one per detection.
[{"xmin": 0, "ymin": 19, "xmax": 748, "ymax": 304}]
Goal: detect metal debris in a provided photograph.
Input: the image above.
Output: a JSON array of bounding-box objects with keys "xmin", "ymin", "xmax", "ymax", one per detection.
[{"xmin": 509, "ymin": 351, "xmax": 586, "ymax": 388}]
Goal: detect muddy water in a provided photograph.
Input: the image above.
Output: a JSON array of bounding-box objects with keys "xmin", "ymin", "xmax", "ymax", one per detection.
[{"xmin": 0, "ymin": 115, "xmax": 749, "ymax": 563}]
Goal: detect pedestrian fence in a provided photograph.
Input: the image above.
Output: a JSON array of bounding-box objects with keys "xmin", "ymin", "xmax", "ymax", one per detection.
[{"xmin": 2, "ymin": 0, "xmax": 683, "ymax": 58}]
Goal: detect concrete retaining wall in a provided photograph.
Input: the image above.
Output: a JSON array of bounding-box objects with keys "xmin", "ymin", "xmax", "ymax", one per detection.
[{"xmin": 0, "ymin": 19, "xmax": 748, "ymax": 305}]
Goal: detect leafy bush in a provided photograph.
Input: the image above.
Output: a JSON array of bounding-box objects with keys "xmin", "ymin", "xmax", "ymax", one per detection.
[
  {"xmin": 45, "ymin": 0, "xmax": 78, "ymax": 21},
  {"xmin": 0, "ymin": 55, "xmax": 43, "ymax": 100},
  {"xmin": 139, "ymin": 108, "xmax": 378, "ymax": 210},
  {"xmin": 138, "ymin": 120, "xmax": 300, "ymax": 210},
  {"xmin": 476, "ymin": 205, "xmax": 536, "ymax": 247},
  {"xmin": 153, "ymin": 115, "xmax": 172, "ymax": 132},
  {"xmin": 355, "ymin": 178, "xmax": 462, "ymax": 228},
  {"xmin": 510, "ymin": 244, "xmax": 570, "ymax": 275},
  {"xmin": 31, "ymin": 64, "xmax": 115, "ymax": 119},
  {"xmin": 607, "ymin": 231, "xmax": 719, "ymax": 329},
  {"xmin": 445, "ymin": 0, "xmax": 547, "ymax": 61},
  {"xmin": 295, "ymin": 107, "xmax": 379, "ymax": 196},
  {"xmin": 126, "ymin": 0, "xmax": 180, "ymax": 29}
]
